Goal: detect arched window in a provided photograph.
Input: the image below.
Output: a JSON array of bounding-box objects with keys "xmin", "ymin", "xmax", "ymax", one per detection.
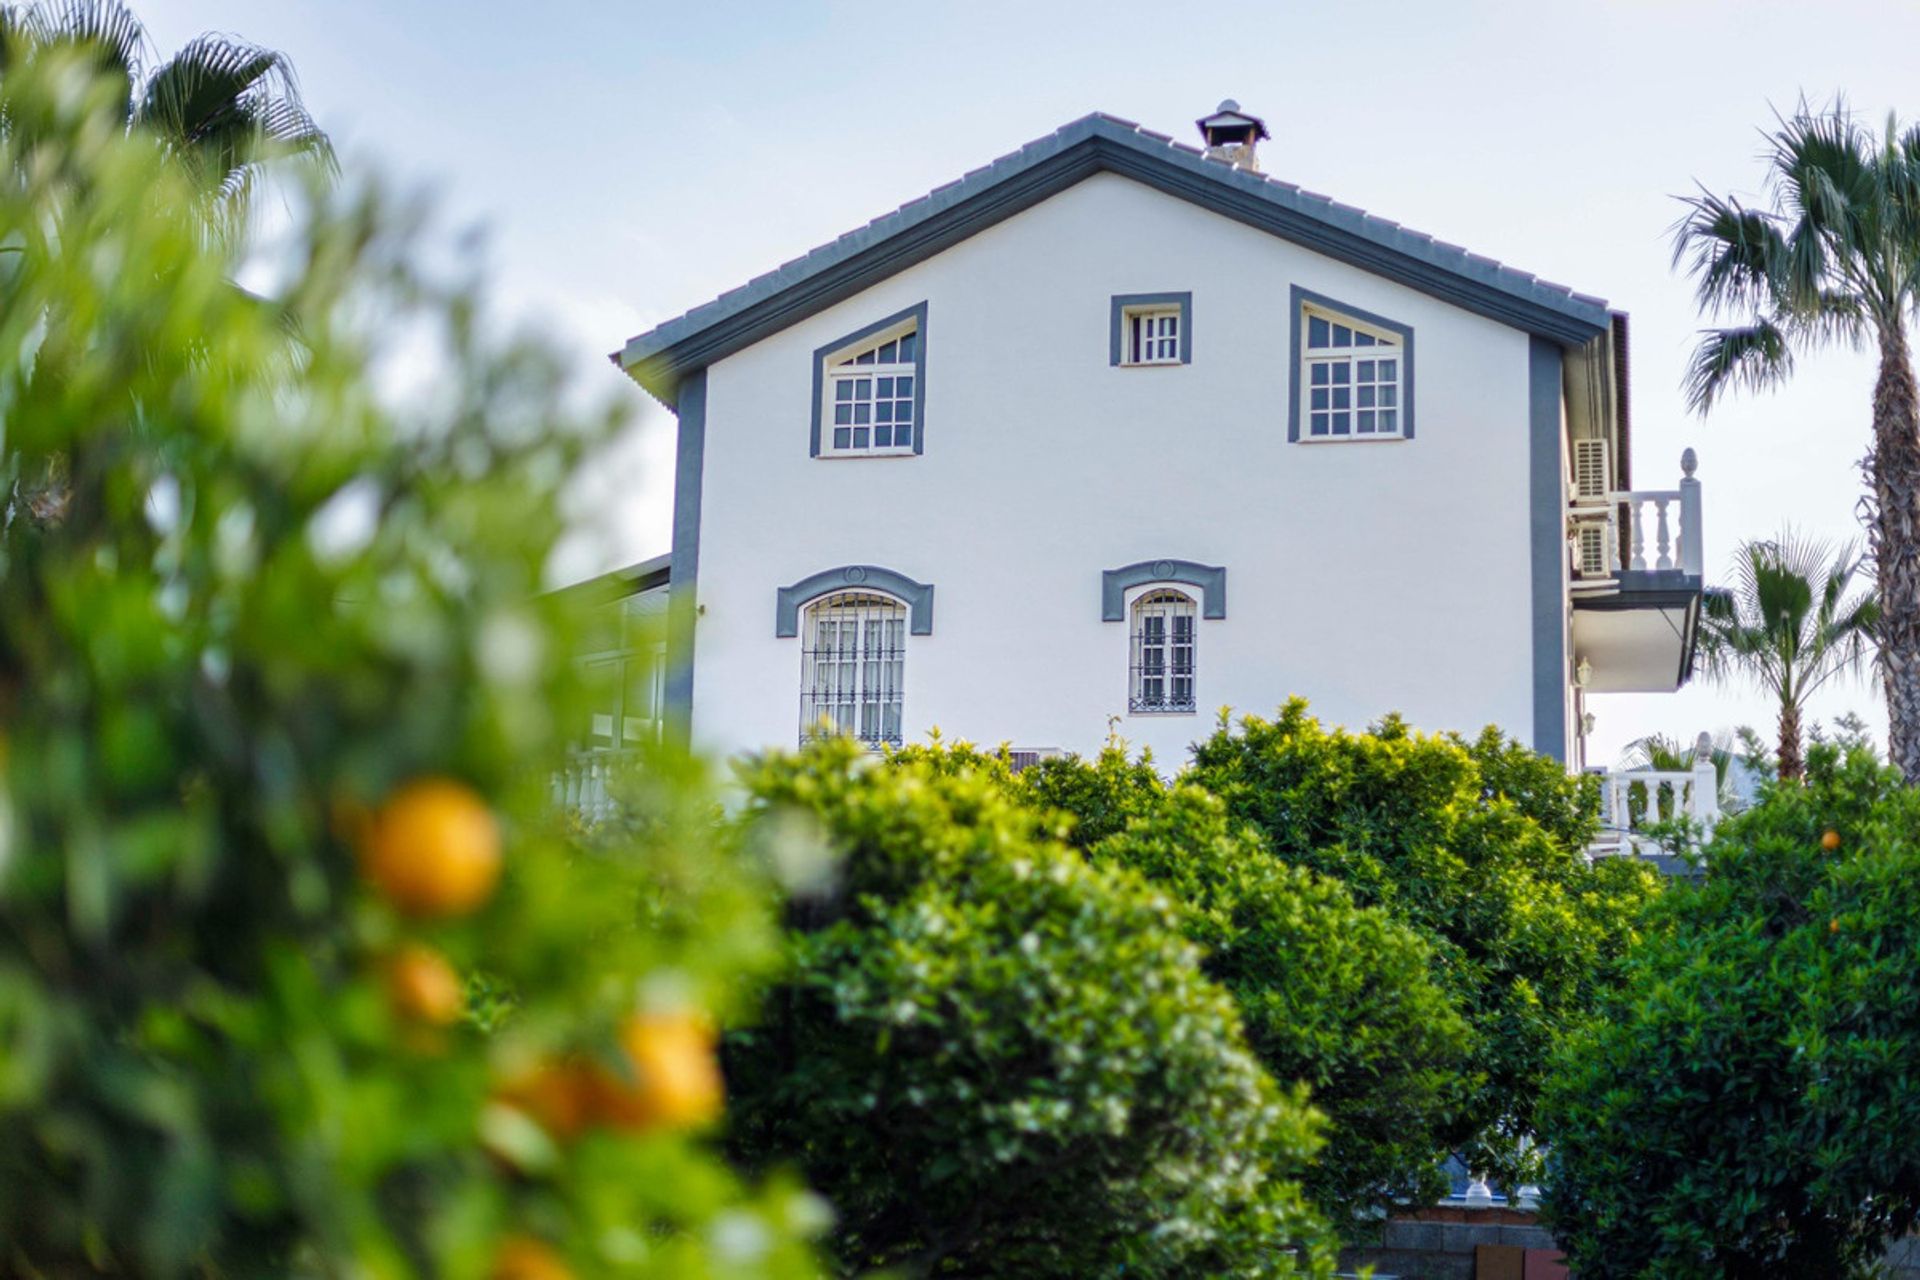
[
  {"xmin": 1130, "ymin": 589, "xmax": 1197, "ymax": 714},
  {"xmin": 800, "ymin": 591, "xmax": 907, "ymax": 746}
]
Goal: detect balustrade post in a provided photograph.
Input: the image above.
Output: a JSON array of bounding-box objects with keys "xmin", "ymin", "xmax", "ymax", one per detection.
[
  {"xmin": 1692, "ymin": 731, "xmax": 1720, "ymax": 833},
  {"xmin": 1628, "ymin": 497, "xmax": 1648, "ymax": 571},
  {"xmin": 1679, "ymin": 448, "xmax": 1703, "ymax": 576},
  {"xmin": 1654, "ymin": 498, "xmax": 1674, "ymax": 571}
]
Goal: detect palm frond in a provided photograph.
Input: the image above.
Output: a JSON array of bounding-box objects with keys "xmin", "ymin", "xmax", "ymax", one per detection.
[
  {"xmin": 134, "ymin": 31, "xmax": 335, "ymax": 199},
  {"xmin": 1682, "ymin": 320, "xmax": 1793, "ymax": 412},
  {"xmin": 1671, "ymin": 189, "xmax": 1789, "ymax": 317},
  {"xmin": 23, "ymin": 0, "xmax": 145, "ymax": 105}
]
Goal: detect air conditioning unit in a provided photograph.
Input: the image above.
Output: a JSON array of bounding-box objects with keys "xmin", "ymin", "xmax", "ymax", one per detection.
[
  {"xmin": 1006, "ymin": 748, "xmax": 1063, "ymax": 773},
  {"xmin": 1574, "ymin": 520, "xmax": 1614, "ymax": 579},
  {"xmin": 1572, "ymin": 438, "xmax": 1611, "ymax": 504}
]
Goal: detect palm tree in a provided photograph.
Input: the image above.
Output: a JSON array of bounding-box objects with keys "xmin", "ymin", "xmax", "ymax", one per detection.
[
  {"xmin": 1674, "ymin": 101, "xmax": 1920, "ymax": 781},
  {"xmin": 1696, "ymin": 533, "xmax": 1879, "ymax": 781},
  {"xmin": 1, "ymin": 0, "xmax": 332, "ymax": 232}
]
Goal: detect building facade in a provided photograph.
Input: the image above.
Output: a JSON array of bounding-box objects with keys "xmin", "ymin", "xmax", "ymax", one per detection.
[{"xmin": 603, "ymin": 105, "xmax": 1704, "ymax": 773}]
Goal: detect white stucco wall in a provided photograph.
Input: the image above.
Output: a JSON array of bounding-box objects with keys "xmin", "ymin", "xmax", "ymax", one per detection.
[{"xmin": 680, "ymin": 172, "xmax": 1543, "ymax": 768}]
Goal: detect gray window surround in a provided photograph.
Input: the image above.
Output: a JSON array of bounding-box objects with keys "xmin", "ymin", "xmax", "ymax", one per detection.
[
  {"xmin": 1288, "ymin": 285, "xmax": 1416, "ymax": 443},
  {"xmin": 776, "ymin": 565, "xmax": 935, "ymax": 637},
  {"xmin": 1101, "ymin": 559, "xmax": 1226, "ymax": 621},
  {"xmin": 810, "ymin": 302, "xmax": 928, "ymax": 458},
  {"xmin": 1109, "ymin": 292, "xmax": 1193, "ymax": 366}
]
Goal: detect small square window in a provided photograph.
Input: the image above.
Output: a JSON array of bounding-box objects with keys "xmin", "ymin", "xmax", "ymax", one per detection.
[{"xmin": 1111, "ymin": 293, "xmax": 1191, "ymax": 367}]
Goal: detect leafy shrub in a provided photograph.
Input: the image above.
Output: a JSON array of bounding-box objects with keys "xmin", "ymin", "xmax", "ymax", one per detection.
[
  {"xmin": 1540, "ymin": 744, "xmax": 1920, "ymax": 1278},
  {"xmin": 0, "ymin": 53, "xmax": 817, "ymax": 1277},
  {"xmin": 1185, "ymin": 700, "xmax": 1659, "ymax": 1174},
  {"xmin": 727, "ymin": 740, "xmax": 1336, "ymax": 1278},
  {"xmin": 1084, "ymin": 782, "xmax": 1473, "ymax": 1226}
]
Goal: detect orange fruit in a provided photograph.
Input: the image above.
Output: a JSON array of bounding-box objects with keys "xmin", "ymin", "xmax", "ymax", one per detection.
[
  {"xmin": 1830, "ymin": 918, "xmax": 1842, "ymax": 934},
  {"xmin": 359, "ymin": 778, "xmax": 501, "ymax": 917},
  {"xmin": 602, "ymin": 1010, "xmax": 725, "ymax": 1133},
  {"xmin": 491, "ymin": 1235, "xmax": 573, "ymax": 1280},
  {"xmin": 1821, "ymin": 829, "xmax": 1842, "ymax": 851},
  {"xmin": 495, "ymin": 1060, "xmax": 596, "ymax": 1142},
  {"xmin": 384, "ymin": 944, "xmax": 465, "ymax": 1026}
]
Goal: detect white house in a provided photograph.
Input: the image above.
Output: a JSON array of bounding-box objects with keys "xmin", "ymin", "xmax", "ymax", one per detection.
[{"xmin": 595, "ymin": 103, "xmax": 1705, "ymax": 779}]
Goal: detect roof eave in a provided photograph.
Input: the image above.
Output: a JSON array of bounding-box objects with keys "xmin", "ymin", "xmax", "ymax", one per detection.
[{"xmin": 614, "ymin": 114, "xmax": 1613, "ymax": 409}]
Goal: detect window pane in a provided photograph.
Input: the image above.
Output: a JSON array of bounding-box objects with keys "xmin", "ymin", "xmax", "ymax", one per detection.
[
  {"xmin": 1355, "ymin": 331, "xmax": 1376, "ymax": 346},
  {"xmin": 1381, "ymin": 409, "xmax": 1397, "ymax": 432},
  {"xmin": 1357, "ymin": 386, "xmax": 1375, "ymax": 408},
  {"xmin": 1308, "ymin": 315, "xmax": 1329, "ymax": 347},
  {"xmin": 899, "ymin": 331, "xmax": 918, "ymax": 360},
  {"xmin": 1381, "ymin": 385, "xmax": 1397, "ymax": 407},
  {"xmin": 1332, "ymin": 411, "xmax": 1351, "ymax": 433},
  {"xmin": 853, "ymin": 427, "xmax": 869, "ymax": 448},
  {"xmin": 853, "ymin": 403, "xmax": 870, "ymax": 424},
  {"xmin": 1357, "ymin": 360, "xmax": 1375, "ymax": 381},
  {"xmin": 897, "ymin": 401, "xmax": 913, "ymax": 421},
  {"xmin": 877, "ymin": 377, "xmax": 893, "ymax": 396},
  {"xmin": 833, "ymin": 427, "xmax": 851, "ymax": 449},
  {"xmin": 835, "ymin": 381, "xmax": 853, "ymax": 401},
  {"xmin": 1310, "ymin": 363, "xmax": 1329, "ymax": 386},
  {"xmin": 1332, "ymin": 388, "xmax": 1350, "ymax": 410},
  {"xmin": 877, "ymin": 401, "xmax": 894, "ymax": 422},
  {"xmin": 855, "ymin": 350, "xmax": 874, "ymax": 365},
  {"xmin": 1310, "ymin": 413, "xmax": 1329, "ymax": 436},
  {"xmin": 1332, "ymin": 325, "xmax": 1352, "ymax": 347},
  {"xmin": 876, "ymin": 340, "xmax": 897, "ymax": 363},
  {"xmin": 1331, "ymin": 363, "xmax": 1350, "ymax": 384},
  {"xmin": 855, "ymin": 378, "xmax": 871, "ymax": 397},
  {"xmin": 1380, "ymin": 359, "xmax": 1397, "ymax": 380},
  {"xmin": 1358, "ymin": 410, "xmax": 1376, "ymax": 432},
  {"xmin": 897, "ymin": 376, "xmax": 913, "ymax": 397}
]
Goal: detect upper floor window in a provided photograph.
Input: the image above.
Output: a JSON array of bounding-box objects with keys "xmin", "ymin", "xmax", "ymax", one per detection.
[
  {"xmin": 799, "ymin": 591, "xmax": 906, "ymax": 747},
  {"xmin": 1130, "ymin": 589, "xmax": 1197, "ymax": 714},
  {"xmin": 1289, "ymin": 287, "xmax": 1415, "ymax": 442},
  {"xmin": 812, "ymin": 303, "xmax": 927, "ymax": 458},
  {"xmin": 1110, "ymin": 292, "xmax": 1193, "ymax": 367}
]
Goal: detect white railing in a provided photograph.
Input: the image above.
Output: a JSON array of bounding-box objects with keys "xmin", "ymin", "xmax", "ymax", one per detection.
[
  {"xmin": 553, "ymin": 748, "xmax": 639, "ymax": 824},
  {"xmin": 1570, "ymin": 448, "xmax": 1703, "ymax": 583},
  {"xmin": 1590, "ymin": 733, "xmax": 1720, "ymax": 859}
]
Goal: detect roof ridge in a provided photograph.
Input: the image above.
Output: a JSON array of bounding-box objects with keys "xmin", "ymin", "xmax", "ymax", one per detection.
[{"xmin": 615, "ymin": 111, "xmax": 1613, "ymax": 401}]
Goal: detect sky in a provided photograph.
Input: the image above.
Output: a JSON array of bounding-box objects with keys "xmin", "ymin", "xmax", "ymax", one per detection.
[{"xmin": 139, "ymin": 0, "xmax": 1920, "ymax": 765}]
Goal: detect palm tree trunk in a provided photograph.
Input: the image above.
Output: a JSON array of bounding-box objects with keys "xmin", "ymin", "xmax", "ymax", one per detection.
[
  {"xmin": 1870, "ymin": 320, "xmax": 1920, "ymax": 780},
  {"xmin": 1778, "ymin": 701, "xmax": 1804, "ymax": 781}
]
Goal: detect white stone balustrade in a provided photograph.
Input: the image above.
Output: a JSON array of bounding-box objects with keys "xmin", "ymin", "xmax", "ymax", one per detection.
[
  {"xmin": 1570, "ymin": 448, "xmax": 1704, "ymax": 581},
  {"xmin": 1591, "ymin": 732, "xmax": 1721, "ymax": 859},
  {"xmin": 553, "ymin": 748, "xmax": 639, "ymax": 824}
]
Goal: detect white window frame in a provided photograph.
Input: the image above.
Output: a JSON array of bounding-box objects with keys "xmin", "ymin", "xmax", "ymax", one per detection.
[
  {"xmin": 1299, "ymin": 304, "xmax": 1407, "ymax": 442},
  {"xmin": 798, "ymin": 590, "xmax": 908, "ymax": 747},
  {"xmin": 820, "ymin": 322, "xmax": 919, "ymax": 459},
  {"xmin": 1128, "ymin": 587, "xmax": 1198, "ymax": 715},
  {"xmin": 1121, "ymin": 305, "xmax": 1183, "ymax": 366}
]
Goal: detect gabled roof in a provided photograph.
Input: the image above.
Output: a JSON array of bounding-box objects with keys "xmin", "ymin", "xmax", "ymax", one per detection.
[{"xmin": 614, "ymin": 112, "xmax": 1615, "ymax": 408}]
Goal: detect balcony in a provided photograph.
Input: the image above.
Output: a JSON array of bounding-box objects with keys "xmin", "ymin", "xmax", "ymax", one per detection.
[
  {"xmin": 1567, "ymin": 450, "xmax": 1705, "ymax": 693},
  {"xmin": 1587, "ymin": 734, "xmax": 1722, "ymax": 863}
]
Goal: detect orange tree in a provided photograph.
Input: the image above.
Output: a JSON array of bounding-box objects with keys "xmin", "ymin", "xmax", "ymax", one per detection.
[
  {"xmin": 1184, "ymin": 700, "xmax": 1660, "ymax": 1183},
  {"xmin": 0, "ymin": 52, "xmax": 820, "ymax": 1278},
  {"xmin": 725, "ymin": 741, "xmax": 1337, "ymax": 1278}
]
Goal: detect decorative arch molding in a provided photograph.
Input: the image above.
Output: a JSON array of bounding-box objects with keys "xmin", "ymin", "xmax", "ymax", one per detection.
[
  {"xmin": 776, "ymin": 565, "xmax": 935, "ymax": 637},
  {"xmin": 1101, "ymin": 559, "xmax": 1226, "ymax": 621}
]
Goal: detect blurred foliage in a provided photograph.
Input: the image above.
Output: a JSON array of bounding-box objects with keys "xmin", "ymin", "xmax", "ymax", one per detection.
[
  {"xmin": 1541, "ymin": 743, "xmax": 1920, "ymax": 1278},
  {"xmin": 726, "ymin": 739, "xmax": 1337, "ymax": 1279},
  {"xmin": 0, "ymin": 49, "xmax": 819, "ymax": 1278},
  {"xmin": 1184, "ymin": 699, "xmax": 1660, "ymax": 1181}
]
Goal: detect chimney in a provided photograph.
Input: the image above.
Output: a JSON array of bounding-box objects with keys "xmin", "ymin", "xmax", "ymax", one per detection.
[{"xmin": 1196, "ymin": 99, "xmax": 1270, "ymax": 173}]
